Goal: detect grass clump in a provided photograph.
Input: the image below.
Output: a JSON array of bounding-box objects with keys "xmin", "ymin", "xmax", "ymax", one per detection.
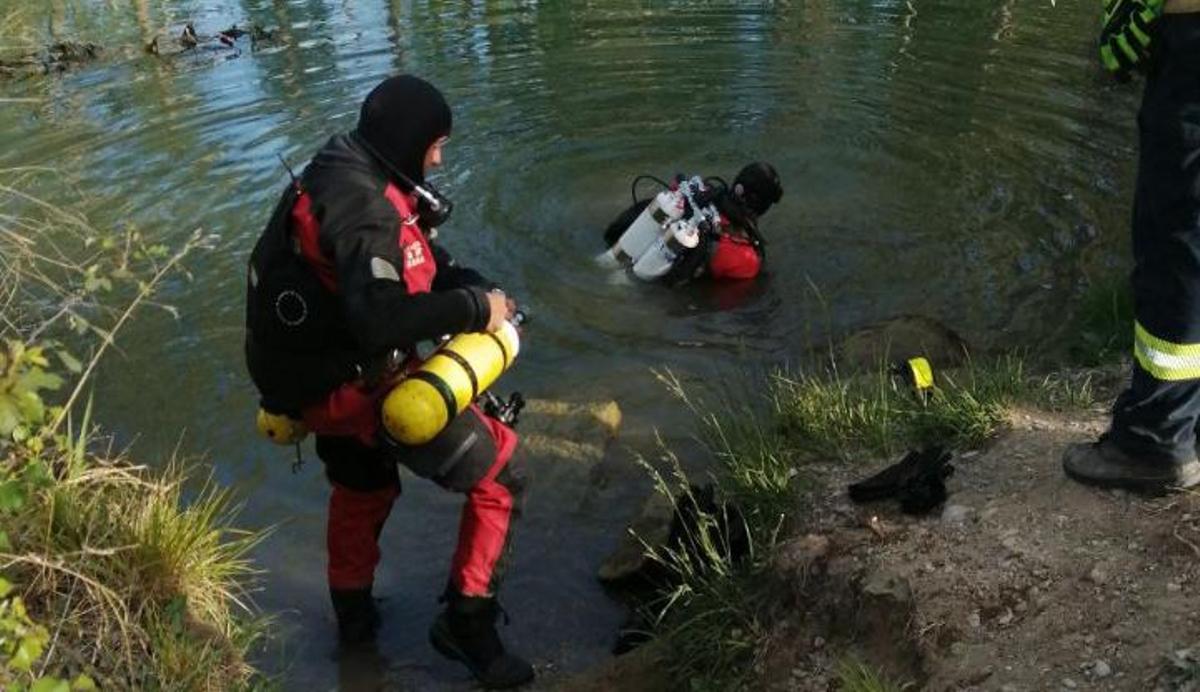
[
  {"xmin": 0, "ymin": 169, "xmax": 266, "ymax": 689},
  {"xmin": 633, "ymin": 372, "xmax": 796, "ymax": 690},
  {"xmin": 837, "ymin": 657, "xmax": 912, "ymax": 692},
  {"xmin": 4, "ymin": 431, "xmax": 266, "ymax": 688},
  {"xmin": 770, "ymin": 353, "xmax": 1094, "ymax": 460},
  {"xmin": 656, "ymin": 369, "xmax": 798, "ymax": 527},
  {"xmin": 636, "ymin": 449, "xmax": 776, "ymax": 692}
]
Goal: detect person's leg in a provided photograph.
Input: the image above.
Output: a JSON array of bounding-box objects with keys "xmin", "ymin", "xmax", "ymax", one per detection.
[
  {"xmin": 396, "ymin": 407, "xmax": 532, "ymax": 688},
  {"xmin": 447, "ymin": 412, "xmax": 524, "ymax": 597},
  {"xmin": 1065, "ymin": 15, "xmax": 1200, "ymax": 492},
  {"xmin": 316, "ymin": 435, "xmax": 401, "ymax": 644}
]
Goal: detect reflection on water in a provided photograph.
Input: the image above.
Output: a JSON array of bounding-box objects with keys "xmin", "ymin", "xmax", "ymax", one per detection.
[{"xmin": 0, "ymin": 0, "xmax": 1139, "ymax": 687}]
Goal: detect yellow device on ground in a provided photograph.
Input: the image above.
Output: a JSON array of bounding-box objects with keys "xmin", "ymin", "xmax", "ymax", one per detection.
[{"xmin": 893, "ymin": 356, "xmax": 934, "ymax": 401}]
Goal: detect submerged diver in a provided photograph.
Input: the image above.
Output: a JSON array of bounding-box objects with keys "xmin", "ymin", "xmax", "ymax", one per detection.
[
  {"xmin": 601, "ymin": 162, "xmax": 783, "ymax": 285},
  {"xmin": 244, "ymin": 75, "xmax": 534, "ymax": 688}
]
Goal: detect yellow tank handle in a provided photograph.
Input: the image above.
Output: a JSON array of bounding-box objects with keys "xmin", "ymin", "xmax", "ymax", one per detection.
[
  {"xmin": 382, "ymin": 320, "xmax": 521, "ymax": 446},
  {"xmin": 256, "ymin": 408, "xmax": 309, "ymax": 445}
]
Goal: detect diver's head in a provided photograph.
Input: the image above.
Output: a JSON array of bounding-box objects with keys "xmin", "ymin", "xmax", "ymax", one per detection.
[
  {"xmin": 732, "ymin": 162, "xmax": 783, "ymax": 217},
  {"xmin": 354, "ymin": 75, "xmax": 452, "ymax": 188}
]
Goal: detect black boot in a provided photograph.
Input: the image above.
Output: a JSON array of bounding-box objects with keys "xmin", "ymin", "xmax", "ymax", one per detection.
[
  {"xmin": 330, "ymin": 587, "xmax": 381, "ymax": 645},
  {"xmin": 1063, "ymin": 438, "xmax": 1200, "ymax": 495},
  {"xmin": 429, "ymin": 592, "xmax": 534, "ymax": 689}
]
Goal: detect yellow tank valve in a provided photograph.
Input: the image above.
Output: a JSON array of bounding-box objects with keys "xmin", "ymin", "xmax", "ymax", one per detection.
[
  {"xmin": 382, "ymin": 319, "xmax": 522, "ymax": 446},
  {"xmin": 256, "ymin": 408, "xmax": 309, "ymax": 445}
]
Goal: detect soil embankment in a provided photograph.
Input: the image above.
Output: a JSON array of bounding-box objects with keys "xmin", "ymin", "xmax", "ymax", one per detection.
[{"xmin": 555, "ymin": 406, "xmax": 1200, "ymax": 691}]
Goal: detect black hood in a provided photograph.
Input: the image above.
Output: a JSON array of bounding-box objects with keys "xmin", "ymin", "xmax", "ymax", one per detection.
[
  {"xmin": 353, "ymin": 75, "xmax": 452, "ymax": 188},
  {"xmin": 733, "ymin": 162, "xmax": 783, "ymax": 217}
]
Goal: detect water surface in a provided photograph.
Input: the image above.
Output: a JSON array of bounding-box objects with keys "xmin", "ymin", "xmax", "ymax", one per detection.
[{"xmin": 0, "ymin": 0, "xmax": 1140, "ymax": 687}]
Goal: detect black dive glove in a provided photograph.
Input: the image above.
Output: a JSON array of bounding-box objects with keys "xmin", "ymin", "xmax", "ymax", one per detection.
[{"xmin": 1099, "ymin": 0, "xmax": 1165, "ymax": 79}]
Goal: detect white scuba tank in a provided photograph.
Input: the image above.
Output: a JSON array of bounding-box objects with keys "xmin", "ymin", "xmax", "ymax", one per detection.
[
  {"xmin": 609, "ymin": 186, "xmax": 685, "ymax": 264},
  {"xmin": 631, "ymin": 217, "xmax": 702, "ymax": 280}
]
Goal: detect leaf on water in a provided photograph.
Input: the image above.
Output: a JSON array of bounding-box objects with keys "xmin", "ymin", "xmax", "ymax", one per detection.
[{"xmin": 55, "ymin": 349, "xmax": 83, "ymax": 374}]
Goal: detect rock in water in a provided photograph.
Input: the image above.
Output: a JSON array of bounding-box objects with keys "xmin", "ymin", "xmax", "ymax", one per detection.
[
  {"xmin": 597, "ymin": 492, "xmax": 674, "ymax": 584},
  {"xmin": 837, "ymin": 314, "xmax": 970, "ymax": 372}
]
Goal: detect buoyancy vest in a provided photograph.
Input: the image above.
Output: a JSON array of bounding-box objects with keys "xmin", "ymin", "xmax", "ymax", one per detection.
[
  {"xmin": 708, "ymin": 233, "xmax": 762, "ymax": 280},
  {"xmin": 245, "ymin": 170, "xmax": 434, "ymax": 416}
]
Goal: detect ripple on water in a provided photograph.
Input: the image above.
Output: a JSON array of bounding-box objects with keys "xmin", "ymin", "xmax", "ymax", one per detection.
[{"xmin": 0, "ymin": 0, "xmax": 1142, "ymax": 687}]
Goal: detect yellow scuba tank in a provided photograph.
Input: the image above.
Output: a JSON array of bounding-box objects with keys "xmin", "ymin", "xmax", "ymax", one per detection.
[
  {"xmin": 256, "ymin": 408, "xmax": 309, "ymax": 445},
  {"xmin": 382, "ymin": 315, "xmax": 523, "ymax": 446}
]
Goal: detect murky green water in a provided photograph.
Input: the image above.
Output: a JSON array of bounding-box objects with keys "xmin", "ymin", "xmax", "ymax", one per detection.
[{"xmin": 1, "ymin": 0, "xmax": 1141, "ymax": 687}]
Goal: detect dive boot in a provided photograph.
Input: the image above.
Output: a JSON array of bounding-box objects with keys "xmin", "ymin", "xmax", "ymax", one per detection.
[
  {"xmin": 330, "ymin": 587, "xmax": 381, "ymax": 645},
  {"xmin": 1062, "ymin": 439, "xmax": 1200, "ymax": 495},
  {"xmin": 429, "ymin": 592, "xmax": 534, "ymax": 689}
]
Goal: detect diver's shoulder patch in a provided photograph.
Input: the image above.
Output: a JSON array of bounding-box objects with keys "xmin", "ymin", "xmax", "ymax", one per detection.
[{"xmin": 370, "ymin": 256, "xmax": 401, "ymax": 282}]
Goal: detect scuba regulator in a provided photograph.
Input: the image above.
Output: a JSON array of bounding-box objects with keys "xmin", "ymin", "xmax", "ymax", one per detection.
[{"xmin": 352, "ymin": 130, "xmax": 455, "ymax": 229}]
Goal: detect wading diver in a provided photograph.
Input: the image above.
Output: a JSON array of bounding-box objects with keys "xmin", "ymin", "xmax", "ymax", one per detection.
[
  {"xmin": 600, "ymin": 162, "xmax": 783, "ymax": 285},
  {"xmin": 243, "ymin": 75, "xmax": 534, "ymax": 689}
]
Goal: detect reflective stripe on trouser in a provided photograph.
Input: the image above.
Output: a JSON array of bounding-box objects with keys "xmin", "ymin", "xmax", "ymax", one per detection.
[
  {"xmin": 1109, "ymin": 14, "xmax": 1200, "ymax": 464},
  {"xmin": 1134, "ymin": 322, "xmax": 1200, "ymax": 381}
]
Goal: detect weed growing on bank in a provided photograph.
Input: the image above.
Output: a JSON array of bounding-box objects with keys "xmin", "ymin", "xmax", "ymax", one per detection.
[
  {"xmin": 837, "ymin": 657, "xmax": 912, "ymax": 692},
  {"xmin": 635, "ymin": 451, "xmax": 777, "ymax": 692},
  {"xmin": 770, "ymin": 354, "xmax": 1095, "ymax": 460},
  {"xmin": 3, "ymin": 424, "xmax": 267, "ymax": 688},
  {"xmin": 0, "ymin": 169, "xmax": 267, "ymax": 689},
  {"xmin": 656, "ymin": 370, "xmax": 798, "ymax": 527}
]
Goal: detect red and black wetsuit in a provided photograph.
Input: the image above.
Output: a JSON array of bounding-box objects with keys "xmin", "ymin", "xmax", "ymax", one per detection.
[{"xmin": 246, "ymin": 132, "xmax": 524, "ymax": 598}]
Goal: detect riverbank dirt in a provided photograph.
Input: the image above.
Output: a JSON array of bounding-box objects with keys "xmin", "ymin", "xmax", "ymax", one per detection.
[{"xmin": 555, "ymin": 404, "xmax": 1200, "ymax": 691}]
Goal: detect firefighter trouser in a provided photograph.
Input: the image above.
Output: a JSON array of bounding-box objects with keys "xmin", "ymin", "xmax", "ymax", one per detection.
[
  {"xmin": 316, "ymin": 406, "xmax": 526, "ymax": 596},
  {"xmin": 1109, "ymin": 14, "xmax": 1200, "ymax": 464}
]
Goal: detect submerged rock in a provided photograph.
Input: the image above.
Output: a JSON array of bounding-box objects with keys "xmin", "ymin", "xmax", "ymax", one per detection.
[
  {"xmin": 597, "ymin": 492, "xmax": 674, "ymax": 584},
  {"xmin": 518, "ymin": 399, "xmax": 621, "ymax": 469},
  {"xmin": 598, "ymin": 484, "xmax": 750, "ymax": 587},
  {"xmin": 837, "ymin": 314, "xmax": 970, "ymax": 372}
]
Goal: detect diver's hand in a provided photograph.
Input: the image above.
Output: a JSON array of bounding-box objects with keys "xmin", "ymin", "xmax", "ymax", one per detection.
[
  {"xmin": 484, "ymin": 290, "xmax": 514, "ymax": 332},
  {"xmin": 1099, "ymin": 0, "xmax": 1165, "ymax": 78}
]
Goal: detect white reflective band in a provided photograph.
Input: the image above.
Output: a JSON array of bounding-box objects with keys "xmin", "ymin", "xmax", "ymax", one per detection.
[{"xmin": 1134, "ymin": 322, "xmax": 1200, "ymax": 381}]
